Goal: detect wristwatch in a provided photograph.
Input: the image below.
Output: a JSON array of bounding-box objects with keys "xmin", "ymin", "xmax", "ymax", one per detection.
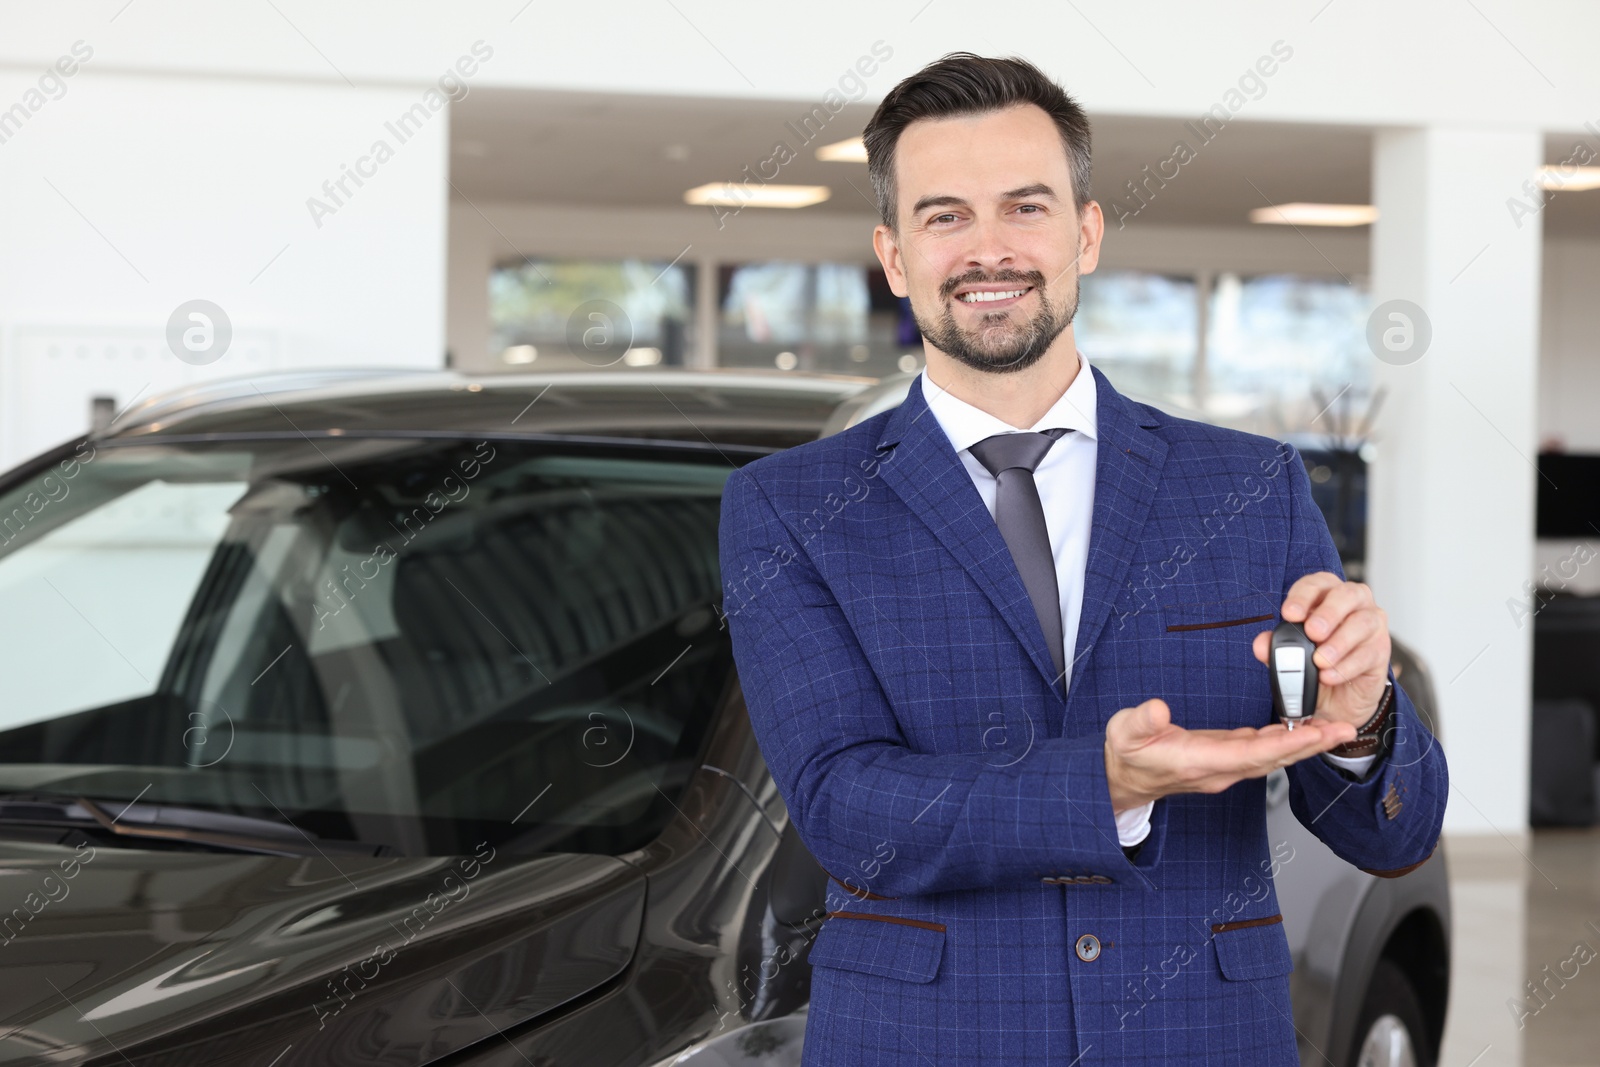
[{"xmin": 1327, "ymin": 679, "xmax": 1395, "ymax": 759}]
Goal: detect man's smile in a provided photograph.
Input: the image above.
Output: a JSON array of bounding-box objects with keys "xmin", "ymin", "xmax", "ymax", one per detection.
[{"xmin": 952, "ymin": 283, "xmax": 1034, "ymax": 308}]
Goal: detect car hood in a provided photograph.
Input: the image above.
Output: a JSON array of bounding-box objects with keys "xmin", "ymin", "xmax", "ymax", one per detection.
[{"xmin": 0, "ymin": 837, "xmax": 644, "ymax": 1065}]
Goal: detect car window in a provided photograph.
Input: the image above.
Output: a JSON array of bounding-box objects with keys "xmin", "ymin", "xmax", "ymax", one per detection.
[
  {"xmin": 0, "ymin": 438, "xmax": 737, "ymax": 857},
  {"xmin": 0, "ymin": 477, "xmax": 250, "ymax": 729}
]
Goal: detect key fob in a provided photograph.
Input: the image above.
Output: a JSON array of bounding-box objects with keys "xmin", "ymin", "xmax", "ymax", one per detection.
[{"xmin": 1268, "ymin": 622, "xmax": 1318, "ymax": 729}]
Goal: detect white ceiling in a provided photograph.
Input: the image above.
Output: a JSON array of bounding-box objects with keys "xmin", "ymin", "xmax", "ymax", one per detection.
[{"xmin": 449, "ymin": 88, "xmax": 1600, "ymax": 237}]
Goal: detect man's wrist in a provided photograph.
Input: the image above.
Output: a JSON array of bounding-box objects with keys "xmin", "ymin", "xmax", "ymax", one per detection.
[
  {"xmin": 1327, "ymin": 679, "xmax": 1395, "ymax": 759},
  {"xmin": 1104, "ymin": 736, "xmax": 1145, "ymax": 814}
]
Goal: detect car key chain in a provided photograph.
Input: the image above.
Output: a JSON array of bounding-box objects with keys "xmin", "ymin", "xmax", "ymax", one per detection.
[{"xmin": 1268, "ymin": 621, "xmax": 1318, "ymax": 730}]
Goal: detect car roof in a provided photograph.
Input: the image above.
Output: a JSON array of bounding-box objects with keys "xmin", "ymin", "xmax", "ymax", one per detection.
[
  {"xmin": 102, "ymin": 367, "xmax": 883, "ymax": 452},
  {"xmin": 99, "ymin": 366, "xmax": 1359, "ymax": 457}
]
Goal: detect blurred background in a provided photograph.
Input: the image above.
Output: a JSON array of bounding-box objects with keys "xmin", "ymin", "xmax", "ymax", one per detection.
[{"xmin": 3, "ymin": 3, "xmax": 1600, "ymax": 1063}]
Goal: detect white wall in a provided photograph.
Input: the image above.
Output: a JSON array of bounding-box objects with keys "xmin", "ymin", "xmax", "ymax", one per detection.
[
  {"xmin": 0, "ymin": 64, "xmax": 447, "ymax": 466},
  {"xmin": 3, "ymin": 1, "xmax": 1598, "ymax": 134}
]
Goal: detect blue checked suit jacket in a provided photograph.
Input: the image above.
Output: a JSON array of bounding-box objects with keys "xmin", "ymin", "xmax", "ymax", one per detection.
[{"xmin": 717, "ymin": 366, "xmax": 1448, "ymax": 1066}]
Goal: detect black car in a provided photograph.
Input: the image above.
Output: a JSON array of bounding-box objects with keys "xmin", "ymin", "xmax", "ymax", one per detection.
[{"xmin": 0, "ymin": 369, "xmax": 1447, "ymax": 1067}]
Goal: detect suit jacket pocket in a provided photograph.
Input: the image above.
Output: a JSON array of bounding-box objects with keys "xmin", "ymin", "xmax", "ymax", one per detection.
[
  {"xmin": 1212, "ymin": 915, "xmax": 1293, "ymax": 981},
  {"xmin": 1162, "ymin": 593, "xmax": 1278, "ymax": 634},
  {"xmin": 807, "ymin": 912, "xmax": 946, "ymax": 984}
]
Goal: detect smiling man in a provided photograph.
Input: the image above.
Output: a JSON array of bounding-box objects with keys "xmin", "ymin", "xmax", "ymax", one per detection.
[{"xmin": 718, "ymin": 53, "xmax": 1447, "ymax": 1066}]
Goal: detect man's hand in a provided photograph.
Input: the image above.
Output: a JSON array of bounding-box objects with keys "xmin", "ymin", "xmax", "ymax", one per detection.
[
  {"xmin": 1251, "ymin": 572, "xmax": 1392, "ymax": 729},
  {"xmin": 1104, "ymin": 572, "xmax": 1390, "ymax": 814},
  {"xmin": 1104, "ymin": 699, "xmax": 1357, "ymax": 813}
]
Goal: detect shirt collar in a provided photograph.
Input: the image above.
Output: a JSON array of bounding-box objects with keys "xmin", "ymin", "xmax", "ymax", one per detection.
[{"xmin": 920, "ymin": 350, "xmax": 1100, "ymax": 456}]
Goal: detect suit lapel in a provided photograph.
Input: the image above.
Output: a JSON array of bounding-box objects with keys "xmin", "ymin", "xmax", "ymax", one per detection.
[
  {"xmin": 1066, "ymin": 366, "xmax": 1169, "ymax": 711},
  {"xmin": 876, "ymin": 368, "xmax": 1170, "ymax": 709},
  {"xmin": 876, "ymin": 374, "xmax": 1066, "ymax": 698}
]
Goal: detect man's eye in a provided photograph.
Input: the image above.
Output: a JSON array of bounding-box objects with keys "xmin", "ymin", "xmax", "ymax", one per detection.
[
  {"xmin": 929, "ymin": 213, "xmax": 958, "ymax": 225},
  {"xmin": 1015, "ymin": 204, "xmax": 1042, "ymax": 214}
]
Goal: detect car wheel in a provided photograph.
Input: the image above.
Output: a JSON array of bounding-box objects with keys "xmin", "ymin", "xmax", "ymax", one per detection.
[{"xmin": 1351, "ymin": 959, "xmax": 1434, "ymax": 1067}]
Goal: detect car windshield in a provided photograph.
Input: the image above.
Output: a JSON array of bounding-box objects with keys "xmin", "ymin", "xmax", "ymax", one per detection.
[{"xmin": 0, "ymin": 435, "xmax": 736, "ymax": 857}]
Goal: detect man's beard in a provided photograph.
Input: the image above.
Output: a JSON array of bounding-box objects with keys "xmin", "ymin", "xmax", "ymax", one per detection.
[{"xmin": 911, "ymin": 267, "xmax": 1078, "ymax": 375}]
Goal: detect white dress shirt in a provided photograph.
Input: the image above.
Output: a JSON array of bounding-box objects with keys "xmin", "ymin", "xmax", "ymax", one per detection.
[{"xmin": 920, "ymin": 352, "xmax": 1375, "ymax": 850}]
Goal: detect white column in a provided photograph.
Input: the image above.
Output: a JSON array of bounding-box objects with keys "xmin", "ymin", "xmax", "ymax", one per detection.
[
  {"xmin": 693, "ymin": 257, "xmax": 719, "ymax": 369},
  {"xmin": 1192, "ymin": 269, "xmax": 1213, "ymax": 411},
  {"xmin": 1367, "ymin": 126, "xmax": 1543, "ymax": 837},
  {"xmin": 446, "ymin": 201, "xmax": 495, "ymax": 372}
]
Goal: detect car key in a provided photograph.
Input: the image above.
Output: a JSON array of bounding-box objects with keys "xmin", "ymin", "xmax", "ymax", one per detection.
[{"xmin": 1268, "ymin": 622, "xmax": 1318, "ymax": 730}]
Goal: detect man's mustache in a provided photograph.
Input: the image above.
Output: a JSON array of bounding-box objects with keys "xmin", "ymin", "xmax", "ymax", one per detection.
[{"xmin": 939, "ymin": 269, "xmax": 1047, "ymax": 300}]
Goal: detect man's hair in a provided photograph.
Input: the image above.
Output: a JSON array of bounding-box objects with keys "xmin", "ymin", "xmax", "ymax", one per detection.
[{"xmin": 862, "ymin": 52, "xmax": 1092, "ymax": 231}]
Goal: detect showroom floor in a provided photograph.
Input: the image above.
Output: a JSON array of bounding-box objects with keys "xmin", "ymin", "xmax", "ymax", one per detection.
[{"xmin": 1438, "ymin": 828, "xmax": 1600, "ymax": 1067}]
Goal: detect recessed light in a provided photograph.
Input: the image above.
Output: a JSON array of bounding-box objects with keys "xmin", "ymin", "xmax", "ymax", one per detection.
[
  {"xmin": 624, "ymin": 347, "xmax": 662, "ymax": 366},
  {"xmin": 684, "ymin": 183, "xmax": 831, "ymax": 209},
  {"xmin": 1249, "ymin": 203, "xmax": 1378, "ymax": 227},
  {"xmin": 1538, "ymin": 165, "xmax": 1600, "ymax": 191},
  {"xmin": 502, "ymin": 345, "xmax": 537, "ymax": 364},
  {"xmin": 816, "ymin": 137, "xmax": 868, "ymax": 163}
]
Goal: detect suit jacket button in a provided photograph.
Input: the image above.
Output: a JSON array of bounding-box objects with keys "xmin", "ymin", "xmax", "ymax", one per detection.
[
  {"xmin": 1075, "ymin": 934, "xmax": 1101, "ymax": 962},
  {"xmin": 1090, "ymin": 875, "xmax": 1113, "ymax": 884}
]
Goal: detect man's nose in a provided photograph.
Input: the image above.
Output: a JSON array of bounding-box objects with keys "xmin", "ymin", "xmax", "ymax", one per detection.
[{"xmin": 961, "ymin": 215, "xmax": 1019, "ymax": 273}]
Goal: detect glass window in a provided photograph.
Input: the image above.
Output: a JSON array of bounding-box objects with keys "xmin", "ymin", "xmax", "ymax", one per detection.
[
  {"xmin": 0, "ymin": 473, "xmax": 249, "ymax": 730},
  {"xmin": 1204, "ymin": 273, "xmax": 1373, "ymax": 434},
  {"xmin": 0, "ymin": 439, "xmax": 736, "ymax": 857},
  {"xmin": 1076, "ymin": 270, "xmax": 1199, "ymax": 404},
  {"xmin": 716, "ymin": 261, "xmax": 919, "ymax": 377},
  {"xmin": 489, "ymin": 258, "xmax": 696, "ymax": 371}
]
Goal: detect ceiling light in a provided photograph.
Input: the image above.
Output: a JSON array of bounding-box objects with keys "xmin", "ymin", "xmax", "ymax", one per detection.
[
  {"xmin": 1538, "ymin": 165, "xmax": 1600, "ymax": 191},
  {"xmin": 1249, "ymin": 203, "xmax": 1378, "ymax": 227},
  {"xmin": 816, "ymin": 137, "xmax": 868, "ymax": 163},
  {"xmin": 501, "ymin": 345, "xmax": 537, "ymax": 364},
  {"xmin": 623, "ymin": 347, "xmax": 662, "ymax": 367},
  {"xmin": 684, "ymin": 183, "xmax": 831, "ymax": 209}
]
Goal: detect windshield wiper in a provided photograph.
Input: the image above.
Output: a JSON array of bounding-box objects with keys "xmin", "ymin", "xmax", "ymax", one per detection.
[{"xmin": 0, "ymin": 793, "xmax": 382, "ymax": 857}]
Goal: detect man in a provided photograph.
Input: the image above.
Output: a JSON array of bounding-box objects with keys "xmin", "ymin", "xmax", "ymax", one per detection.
[{"xmin": 717, "ymin": 52, "xmax": 1446, "ymax": 1066}]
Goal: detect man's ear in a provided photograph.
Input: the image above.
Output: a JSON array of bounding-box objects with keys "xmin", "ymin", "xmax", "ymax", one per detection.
[
  {"xmin": 1076, "ymin": 200, "xmax": 1106, "ymax": 278},
  {"xmin": 872, "ymin": 224, "xmax": 909, "ymax": 298}
]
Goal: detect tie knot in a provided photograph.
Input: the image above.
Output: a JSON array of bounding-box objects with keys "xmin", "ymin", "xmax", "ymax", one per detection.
[{"xmin": 968, "ymin": 427, "xmax": 1070, "ymax": 478}]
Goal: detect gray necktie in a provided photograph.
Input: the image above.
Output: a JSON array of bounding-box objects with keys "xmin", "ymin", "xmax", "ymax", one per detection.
[{"xmin": 968, "ymin": 428, "xmax": 1071, "ymax": 687}]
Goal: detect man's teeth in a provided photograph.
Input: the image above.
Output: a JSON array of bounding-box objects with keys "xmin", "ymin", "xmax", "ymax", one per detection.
[{"xmin": 958, "ymin": 288, "xmax": 1028, "ymax": 303}]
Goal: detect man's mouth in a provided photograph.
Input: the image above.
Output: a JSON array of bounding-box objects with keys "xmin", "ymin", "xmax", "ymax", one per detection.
[{"xmin": 954, "ymin": 285, "xmax": 1033, "ymax": 306}]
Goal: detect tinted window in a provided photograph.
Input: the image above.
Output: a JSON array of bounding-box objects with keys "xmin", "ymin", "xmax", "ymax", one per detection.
[
  {"xmin": 489, "ymin": 257, "xmax": 696, "ymax": 369},
  {"xmin": 0, "ymin": 437, "xmax": 735, "ymax": 856}
]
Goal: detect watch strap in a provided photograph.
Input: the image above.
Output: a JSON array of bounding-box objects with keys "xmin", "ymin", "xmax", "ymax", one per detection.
[{"xmin": 1327, "ymin": 679, "xmax": 1395, "ymax": 759}]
